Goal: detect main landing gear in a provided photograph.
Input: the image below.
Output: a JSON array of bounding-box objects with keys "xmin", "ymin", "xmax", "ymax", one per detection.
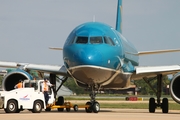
[
  {"xmin": 143, "ymin": 74, "xmax": 169, "ymax": 113},
  {"xmin": 85, "ymin": 86, "xmax": 100, "ymax": 113}
]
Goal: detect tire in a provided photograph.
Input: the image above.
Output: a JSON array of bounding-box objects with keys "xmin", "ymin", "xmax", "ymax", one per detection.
[
  {"xmin": 4, "ymin": 109, "xmax": 8, "ymax": 113},
  {"xmin": 125, "ymin": 97, "xmax": 129, "ymax": 101},
  {"xmin": 162, "ymin": 98, "xmax": 168, "ymax": 113},
  {"xmin": 92, "ymin": 102, "xmax": 100, "ymax": 113},
  {"xmin": 56, "ymin": 96, "xmax": 64, "ymax": 112},
  {"xmin": 6, "ymin": 100, "xmax": 18, "ymax": 113},
  {"xmin": 66, "ymin": 108, "xmax": 70, "ymax": 112},
  {"xmin": 32, "ymin": 101, "xmax": 43, "ymax": 113},
  {"xmin": 73, "ymin": 105, "xmax": 78, "ymax": 112},
  {"xmin": 85, "ymin": 102, "xmax": 92, "ymax": 113},
  {"xmin": 16, "ymin": 109, "xmax": 21, "ymax": 113},
  {"xmin": 45, "ymin": 107, "xmax": 51, "ymax": 112},
  {"xmin": 149, "ymin": 98, "xmax": 156, "ymax": 113}
]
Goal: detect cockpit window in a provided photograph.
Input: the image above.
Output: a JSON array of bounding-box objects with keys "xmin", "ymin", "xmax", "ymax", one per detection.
[
  {"xmin": 90, "ymin": 37, "xmax": 103, "ymax": 44},
  {"xmin": 76, "ymin": 37, "xmax": 88, "ymax": 44},
  {"xmin": 104, "ymin": 36, "xmax": 115, "ymax": 46}
]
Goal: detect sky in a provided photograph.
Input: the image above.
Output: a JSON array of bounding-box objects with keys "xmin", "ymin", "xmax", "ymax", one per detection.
[{"xmin": 0, "ymin": 0, "xmax": 180, "ymax": 67}]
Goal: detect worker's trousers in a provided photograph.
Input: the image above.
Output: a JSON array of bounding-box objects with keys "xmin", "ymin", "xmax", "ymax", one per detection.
[{"xmin": 44, "ymin": 91, "xmax": 49, "ymax": 105}]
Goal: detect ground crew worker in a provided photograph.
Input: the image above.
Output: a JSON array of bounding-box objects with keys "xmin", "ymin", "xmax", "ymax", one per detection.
[
  {"xmin": 14, "ymin": 80, "xmax": 23, "ymax": 89},
  {"xmin": 42, "ymin": 78, "xmax": 53, "ymax": 105}
]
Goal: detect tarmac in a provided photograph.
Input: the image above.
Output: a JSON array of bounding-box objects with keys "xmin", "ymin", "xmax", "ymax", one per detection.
[{"xmin": 0, "ymin": 108, "xmax": 180, "ymax": 120}]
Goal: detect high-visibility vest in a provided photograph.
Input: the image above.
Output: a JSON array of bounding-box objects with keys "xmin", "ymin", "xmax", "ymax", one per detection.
[
  {"xmin": 43, "ymin": 82, "xmax": 48, "ymax": 91},
  {"xmin": 17, "ymin": 82, "xmax": 23, "ymax": 88}
]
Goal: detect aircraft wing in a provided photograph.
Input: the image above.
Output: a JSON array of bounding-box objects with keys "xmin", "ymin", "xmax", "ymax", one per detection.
[
  {"xmin": 126, "ymin": 49, "xmax": 180, "ymax": 56},
  {"xmin": 0, "ymin": 61, "xmax": 70, "ymax": 77},
  {"xmin": 127, "ymin": 49, "xmax": 180, "ymax": 79},
  {"xmin": 138, "ymin": 49, "xmax": 180, "ymax": 55},
  {"xmin": 132, "ymin": 65, "xmax": 180, "ymax": 80}
]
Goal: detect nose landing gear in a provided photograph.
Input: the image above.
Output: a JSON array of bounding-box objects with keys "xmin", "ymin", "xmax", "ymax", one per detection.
[{"xmin": 85, "ymin": 87, "xmax": 100, "ymax": 113}]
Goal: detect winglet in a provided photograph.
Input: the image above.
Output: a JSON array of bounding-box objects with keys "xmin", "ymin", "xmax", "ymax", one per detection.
[{"xmin": 116, "ymin": 0, "xmax": 122, "ymax": 33}]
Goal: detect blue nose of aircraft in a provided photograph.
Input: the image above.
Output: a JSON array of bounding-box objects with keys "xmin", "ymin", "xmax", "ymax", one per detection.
[{"xmin": 74, "ymin": 46, "xmax": 103, "ymax": 66}]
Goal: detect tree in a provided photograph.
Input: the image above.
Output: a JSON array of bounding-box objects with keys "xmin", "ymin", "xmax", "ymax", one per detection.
[
  {"xmin": 29, "ymin": 70, "xmax": 39, "ymax": 79},
  {"xmin": 0, "ymin": 75, "xmax": 3, "ymax": 87},
  {"xmin": 134, "ymin": 75, "xmax": 170, "ymax": 95},
  {"xmin": 63, "ymin": 78, "xmax": 87, "ymax": 95}
]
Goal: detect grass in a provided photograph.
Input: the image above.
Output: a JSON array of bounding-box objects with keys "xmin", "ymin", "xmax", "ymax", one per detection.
[
  {"xmin": 63, "ymin": 95, "xmax": 180, "ymax": 110},
  {"xmin": 100, "ymin": 103, "xmax": 148, "ymax": 109},
  {"xmin": 70, "ymin": 102, "xmax": 180, "ymax": 110},
  {"xmin": 100, "ymin": 103, "xmax": 180, "ymax": 110},
  {"xmin": 64, "ymin": 94, "xmax": 172, "ymax": 100}
]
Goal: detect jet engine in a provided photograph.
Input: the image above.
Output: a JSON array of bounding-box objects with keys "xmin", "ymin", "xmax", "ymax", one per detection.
[
  {"xmin": 1, "ymin": 69, "xmax": 33, "ymax": 91},
  {"xmin": 169, "ymin": 73, "xmax": 180, "ymax": 104}
]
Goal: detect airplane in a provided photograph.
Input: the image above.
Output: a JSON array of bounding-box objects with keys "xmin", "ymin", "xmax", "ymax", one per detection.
[{"xmin": 1, "ymin": 0, "xmax": 180, "ymax": 113}]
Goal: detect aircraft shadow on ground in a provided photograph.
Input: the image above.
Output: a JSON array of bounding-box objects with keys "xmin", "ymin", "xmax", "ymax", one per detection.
[{"xmin": 0, "ymin": 109, "xmax": 179, "ymax": 114}]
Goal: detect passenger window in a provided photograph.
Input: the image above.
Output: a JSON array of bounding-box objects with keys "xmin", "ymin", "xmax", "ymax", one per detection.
[
  {"xmin": 104, "ymin": 36, "xmax": 115, "ymax": 46},
  {"xmin": 90, "ymin": 37, "xmax": 103, "ymax": 44},
  {"xmin": 76, "ymin": 37, "xmax": 88, "ymax": 44}
]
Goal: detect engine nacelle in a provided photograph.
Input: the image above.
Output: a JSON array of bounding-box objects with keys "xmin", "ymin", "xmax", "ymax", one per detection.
[
  {"xmin": 2, "ymin": 69, "xmax": 33, "ymax": 91},
  {"xmin": 169, "ymin": 73, "xmax": 180, "ymax": 104}
]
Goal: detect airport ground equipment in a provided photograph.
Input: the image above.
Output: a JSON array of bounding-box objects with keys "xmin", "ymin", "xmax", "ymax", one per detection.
[{"xmin": 0, "ymin": 80, "xmax": 95, "ymax": 113}]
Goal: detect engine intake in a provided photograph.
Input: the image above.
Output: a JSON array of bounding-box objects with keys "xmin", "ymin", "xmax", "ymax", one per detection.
[
  {"xmin": 170, "ymin": 73, "xmax": 180, "ymax": 104},
  {"xmin": 2, "ymin": 69, "xmax": 33, "ymax": 91}
]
